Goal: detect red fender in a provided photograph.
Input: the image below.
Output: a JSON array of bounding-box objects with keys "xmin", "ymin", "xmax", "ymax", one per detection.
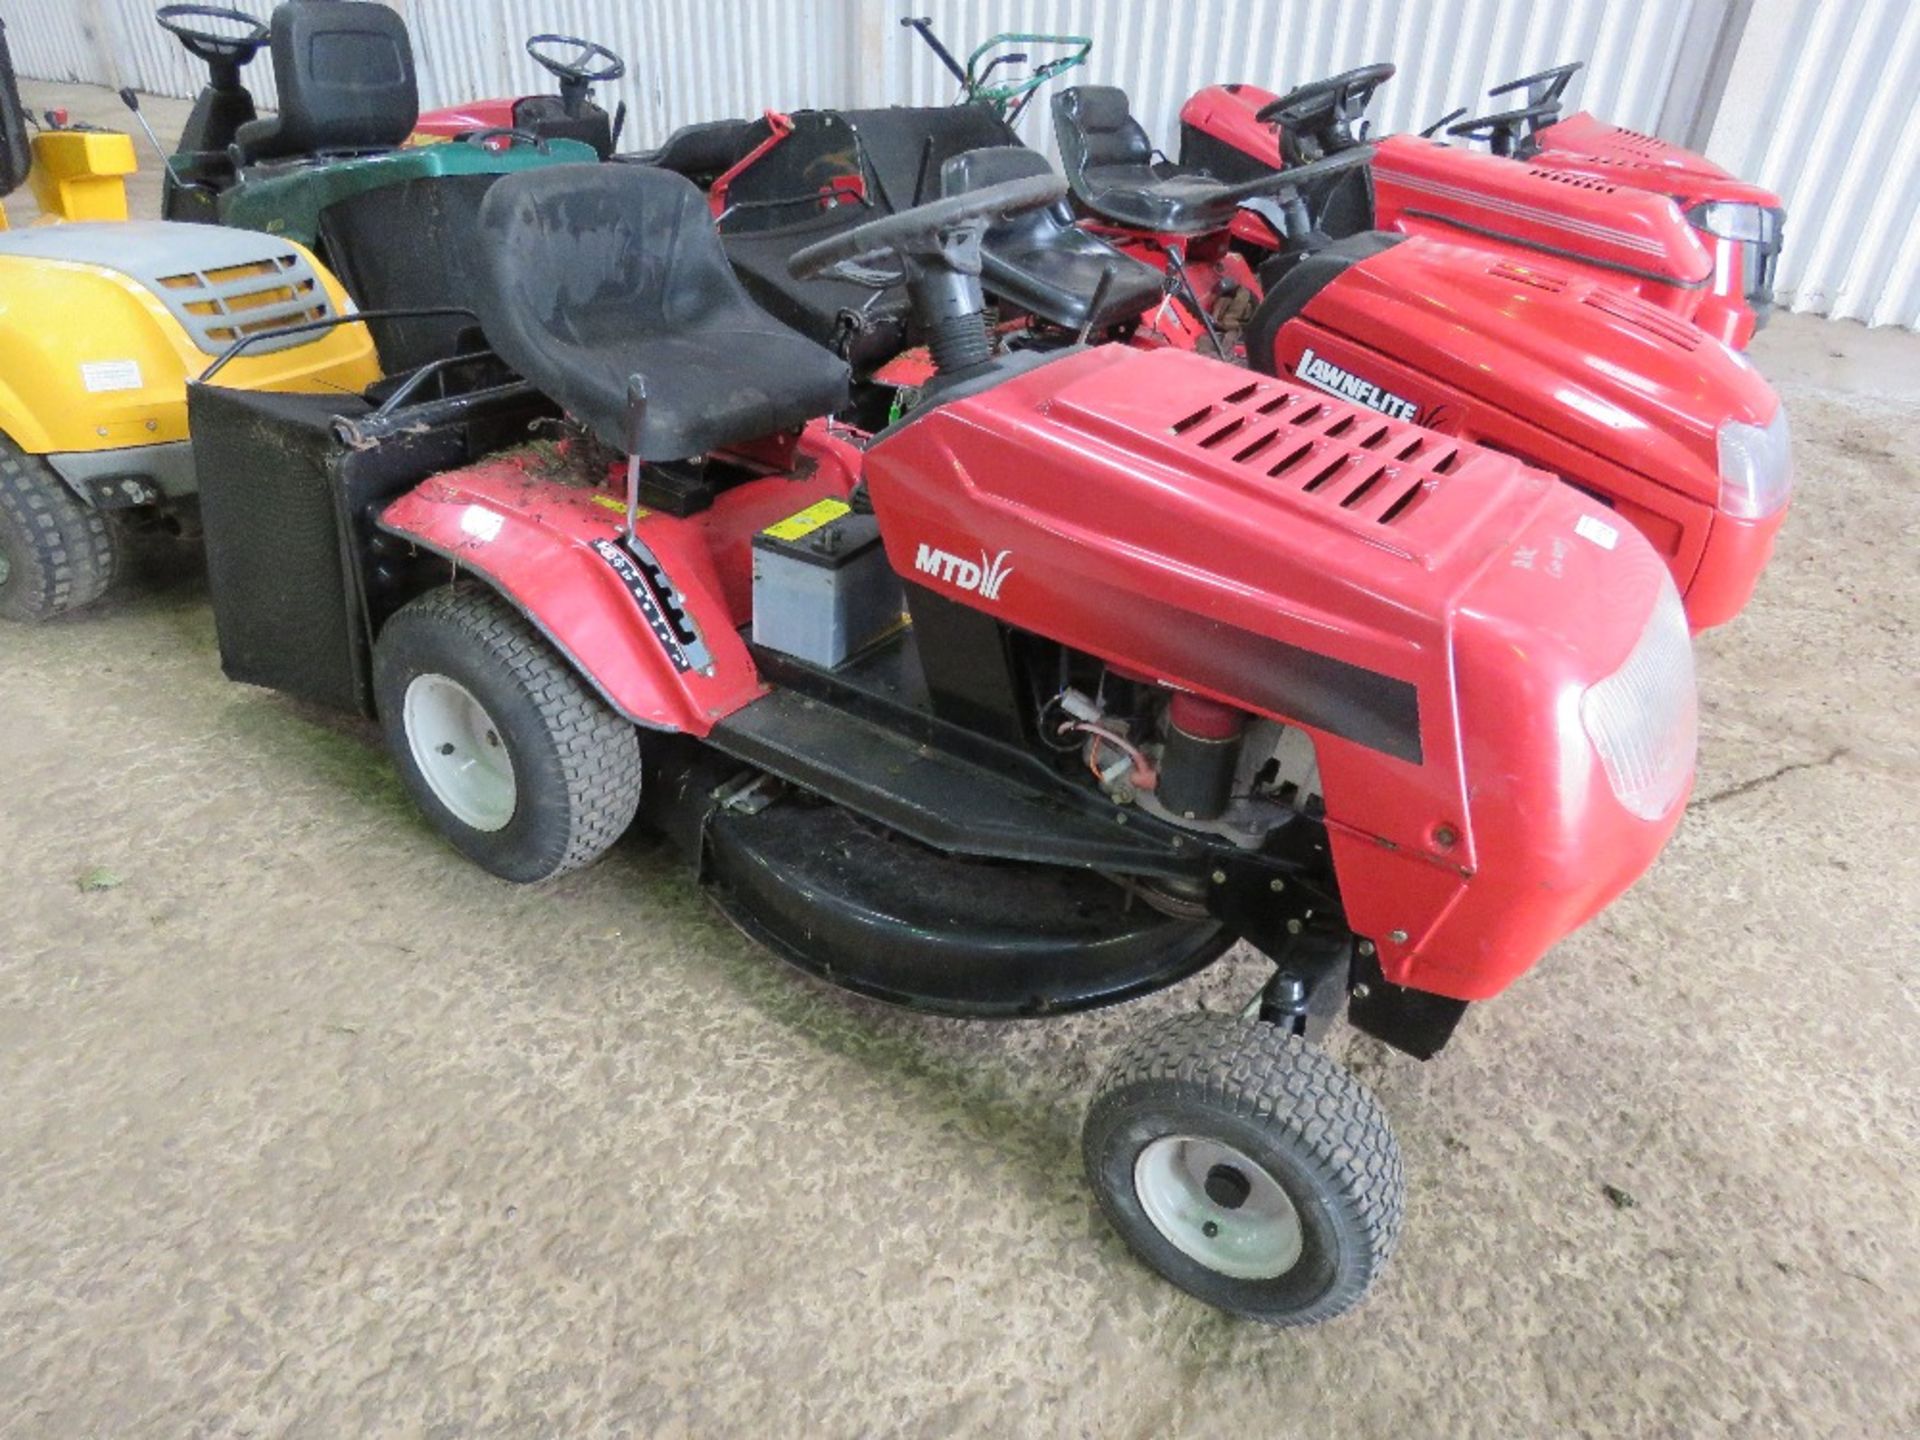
[{"xmin": 376, "ymin": 444, "xmax": 857, "ymax": 735}]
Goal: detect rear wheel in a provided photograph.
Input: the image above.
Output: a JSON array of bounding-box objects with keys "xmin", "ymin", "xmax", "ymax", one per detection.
[
  {"xmin": 0, "ymin": 440, "xmax": 118, "ymax": 622},
  {"xmin": 1084, "ymin": 1011, "xmax": 1402, "ymax": 1325},
  {"xmin": 373, "ymin": 585, "xmax": 643, "ymax": 881}
]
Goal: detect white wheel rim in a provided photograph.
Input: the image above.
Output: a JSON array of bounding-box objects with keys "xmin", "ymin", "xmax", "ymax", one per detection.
[
  {"xmin": 1134, "ymin": 1134, "xmax": 1303, "ymax": 1280},
  {"xmin": 402, "ymin": 673, "xmax": 517, "ymax": 832}
]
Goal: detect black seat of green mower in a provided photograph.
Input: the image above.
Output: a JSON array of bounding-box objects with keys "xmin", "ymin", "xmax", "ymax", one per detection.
[
  {"xmin": 474, "ymin": 164, "xmax": 850, "ymax": 461},
  {"xmin": 942, "ymin": 147, "xmax": 1164, "ymax": 333},
  {"xmin": 1053, "ymin": 85, "xmax": 1240, "ymax": 235},
  {"xmin": 233, "ymin": 1, "xmax": 419, "ymax": 165}
]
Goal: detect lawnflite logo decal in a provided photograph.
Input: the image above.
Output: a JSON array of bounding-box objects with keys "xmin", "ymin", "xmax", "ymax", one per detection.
[
  {"xmin": 915, "ymin": 543, "xmax": 1014, "ymax": 601},
  {"xmin": 1294, "ymin": 347, "xmax": 1420, "ymax": 422}
]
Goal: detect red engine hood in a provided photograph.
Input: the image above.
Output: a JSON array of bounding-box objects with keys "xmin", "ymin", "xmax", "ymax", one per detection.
[
  {"xmin": 1374, "ymin": 133, "xmax": 1715, "ymax": 286},
  {"xmin": 412, "ymin": 97, "xmax": 520, "ymax": 140},
  {"xmin": 1297, "ymin": 234, "xmax": 1778, "ymax": 499},
  {"xmin": 864, "ymin": 346, "xmax": 1682, "ymax": 997},
  {"xmin": 1533, "ymin": 112, "xmax": 1783, "ymax": 209}
]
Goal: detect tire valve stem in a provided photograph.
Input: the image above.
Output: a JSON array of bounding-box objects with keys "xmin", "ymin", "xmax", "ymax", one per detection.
[{"xmin": 1202, "ymin": 1220, "xmax": 1220, "ymax": 1238}]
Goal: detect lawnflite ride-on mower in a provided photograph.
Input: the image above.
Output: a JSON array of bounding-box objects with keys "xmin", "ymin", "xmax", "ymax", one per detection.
[
  {"xmin": 1180, "ymin": 61, "xmax": 1786, "ymax": 350},
  {"xmin": 410, "ymin": 32, "xmax": 629, "ymax": 158},
  {"xmin": 1040, "ymin": 76, "xmax": 1790, "ymax": 631},
  {"xmin": 185, "ymin": 160, "xmax": 1700, "ymax": 1324},
  {"xmin": 0, "ymin": 17, "xmax": 377, "ymax": 622},
  {"xmin": 139, "ymin": 2, "xmax": 599, "ymax": 371}
]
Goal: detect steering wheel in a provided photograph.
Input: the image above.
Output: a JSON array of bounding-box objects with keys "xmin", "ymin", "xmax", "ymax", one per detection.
[
  {"xmin": 1489, "ymin": 61, "xmax": 1583, "ymax": 108},
  {"xmin": 526, "ymin": 34, "xmax": 625, "ymax": 86},
  {"xmin": 789, "ymin": 172, "xmax": 1065, "ymax": 284},
  {"xmin": 155, "ymin": 4, "xmax": 269, "ymax": 70},
  {"xmin": 1446, "ymin": 102, "xmax": 1561, "ymax": 158},
  {"xmin": 1256, "ymin": 62, "xmax": 1396, "ymax": 162}
]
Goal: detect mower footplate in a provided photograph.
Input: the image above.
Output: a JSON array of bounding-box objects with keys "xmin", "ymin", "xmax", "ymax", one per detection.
[{"xmin": 704, "ymin": 796, "xmax": 1230, "ymax": 1018}]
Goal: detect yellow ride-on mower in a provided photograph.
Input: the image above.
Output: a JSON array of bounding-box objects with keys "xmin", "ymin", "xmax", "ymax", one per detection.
[{"xmin": 0, "ymin": 19, "xmax": 378, "ymax": 621}]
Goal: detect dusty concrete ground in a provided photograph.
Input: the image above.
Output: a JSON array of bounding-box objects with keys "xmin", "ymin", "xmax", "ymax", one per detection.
[{"xmin": 3, "ymin": 79, "xmax": 1918, "ymax": 1439}]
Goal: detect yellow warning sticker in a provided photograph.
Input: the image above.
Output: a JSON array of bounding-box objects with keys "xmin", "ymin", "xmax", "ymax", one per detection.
[
  {"xmin": 762, "ymin": 497, "xmax": 851, "ymax": 542},
  {"xmin": 590, "ymin": 493, "xmax": 649, "ymax": 519}
]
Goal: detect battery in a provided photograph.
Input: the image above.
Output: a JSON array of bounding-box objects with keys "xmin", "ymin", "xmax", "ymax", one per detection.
[{"xmin": 752, "ymin": 499, "xmax": 905, "ymax": 669}]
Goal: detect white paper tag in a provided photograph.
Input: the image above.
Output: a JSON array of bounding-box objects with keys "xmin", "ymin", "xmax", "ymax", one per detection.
[
  {"xmin": 81, "ymin": 359, "xmax": 143, "ymax": 393},
  {"xmin": 1575, "ymin": 513, "xmax": 1620, "ymax": 550},
  {"xmin": 459, "ymin": 505, "xmax": 504, "ymax": 542}
]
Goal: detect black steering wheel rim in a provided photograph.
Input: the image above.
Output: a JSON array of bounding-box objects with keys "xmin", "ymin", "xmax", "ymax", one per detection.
[
  {"xmin": 787, "ymin": 172, "xmax": 1066, "ymax": 283},
  {"xmin": 1446, "ymin": 101, "xmax": 1561, "ymax": 155},
  {"xmin": 525, "ymin": 33, "xmax": 626, "ymax": 85},
  {"xmin": 1256, "ymin": 62, "xmax": 1397, "ymax": 131},
  {"xmin": 155, "ymin": 3, "xmax": 269, "ymax": 65}
]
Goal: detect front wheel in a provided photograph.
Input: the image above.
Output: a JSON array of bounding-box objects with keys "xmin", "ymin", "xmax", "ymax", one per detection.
[
  {"xmin": 373, "ymin": 584, "xmax": 643, "ymax": 882},
  {"xmin": 0, "ymin": 440, "xmax": 119, "ymax": 622},
  {"xmin": 1083, "ymin": 1011, "xmax": 1403, "ymax": 1325}
]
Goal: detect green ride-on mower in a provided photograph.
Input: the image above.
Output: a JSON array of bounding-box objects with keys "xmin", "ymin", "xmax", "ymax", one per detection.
[{"xmin": 138, "ymin": 2, "xmax": 599, "ymax": 372}]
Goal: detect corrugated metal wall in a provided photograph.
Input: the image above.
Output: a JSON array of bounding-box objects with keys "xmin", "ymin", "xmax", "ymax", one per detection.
[
  {"xmin": 878, "ymin": 0, "xmax": 1714, "ymax": 165},
  {"xmin": 1705, "ymin": 0, "xmax": 1920, "ymax": 329},
  {"xmin": 0, "ymin": 0, "xmax": 1714, "ymax": 150},
  {"xmin": 2, "ymin": 0, "xmax": 1911, "ymax": 327}
]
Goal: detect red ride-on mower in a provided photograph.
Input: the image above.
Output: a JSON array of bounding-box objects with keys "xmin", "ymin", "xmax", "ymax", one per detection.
[
  {"xmin": 1027, "ymin": 83, "xmax": 1790, "ymax": 631},
  {"xmin": 1180, "ymin": 61, "xmax": 1785, "ymax": 349},
  {"xmin": 410, "ymin": 33, "xmax": 628, "ymax": 157},
  {"xmin": 186, "ymin": 163, "xmax": 1699, "ymax": 1324}
]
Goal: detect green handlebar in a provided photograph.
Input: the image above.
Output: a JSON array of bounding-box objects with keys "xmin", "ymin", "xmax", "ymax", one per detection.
[{"xmin": 963, "ymin": 32, "xmax": 1092, "ymax": 107}]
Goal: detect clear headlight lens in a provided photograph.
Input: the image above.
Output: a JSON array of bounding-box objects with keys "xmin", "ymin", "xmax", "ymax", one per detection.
[
  {"xmin": 1716, "ymin": 407, "xmax": 1793, "ymax": 519},
  {"xmin": 1688, "ymin": 201, "xmax": 1777, "ymax": 244},
  {"xmin": 1581, "ymin": 578, "xmax": 1698, "ymax": 821}
]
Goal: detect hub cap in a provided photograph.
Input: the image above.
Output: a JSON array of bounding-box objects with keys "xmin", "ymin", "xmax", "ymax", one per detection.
[
  {"xmin": 402, "ymin": 673, "xmax": 516, "ymax": 831},
  {"xmin": 1134, "ymin": 1134, "xmax": 1303, "ymax": 1280}
]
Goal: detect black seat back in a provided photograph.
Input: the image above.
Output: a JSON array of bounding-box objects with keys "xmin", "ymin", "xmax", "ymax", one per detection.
[
  {"xmin": 942, "ymin": 146, "xmax": 1165, "ymax": 333},
  {"xmin": 944, "ymin": 145, "xmax": 1078, "ymax": 236},
  {"xmin": 475, "ymin": 164, "xmax": 849, "ymax": 458},
  {"xmin": 235, "ymin": 1, "xmax": 418, "ymax": 163},
  {"xmin": 1054, "ymin": 85, "xmax": 1155, "ymax": 194},
  {"xmin": 839, "ymin": 105, "xmax": 1021, "ymax": 210}
]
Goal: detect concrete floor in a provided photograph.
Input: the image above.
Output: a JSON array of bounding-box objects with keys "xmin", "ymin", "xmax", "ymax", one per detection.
[{"xmin": 3, "ymin": 80, "xmax": 1919, "ymax": 1439}]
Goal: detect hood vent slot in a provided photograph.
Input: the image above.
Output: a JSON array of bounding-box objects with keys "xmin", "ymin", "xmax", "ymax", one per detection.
[
  {"xmin": 1581, "ymin": 287, "xmax": 1703, "ymax": 349},
  {"xmin": 1164, "ymin": 375, "xmax": 1472, "ymax": 533}
]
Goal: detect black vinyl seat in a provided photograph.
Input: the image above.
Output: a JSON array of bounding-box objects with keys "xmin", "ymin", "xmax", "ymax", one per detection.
[
  {"xmin": 233, "ymin": 1, "xmax": 418, "ymax": 164},
  {"xmin": 941, "ymin": 147, "xmax": 1165, "ymax": 332},
  {"xmin": 474, "ymin": 164, "xmax": 851, "ymax": 461},
  {"xmin": 623, "ymin": 117, "xmax": 765, "ymax": 185},
  {"xmin": 1053, "ymin": 85, "xmax": 1241, "ymax": 234},
  {"xmin": 722, "ymin": 205, "xmax": 911, "ymax": 369}
]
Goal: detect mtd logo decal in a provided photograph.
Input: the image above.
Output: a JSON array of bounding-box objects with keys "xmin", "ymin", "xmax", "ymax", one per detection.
[
  {"xmin": 914, "ymin": 543, "xmax": 1014, "ymax": 601},
  {"xmin": 1294, "ymin": 346, "xmax": 1420, "ymax": 423}
]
